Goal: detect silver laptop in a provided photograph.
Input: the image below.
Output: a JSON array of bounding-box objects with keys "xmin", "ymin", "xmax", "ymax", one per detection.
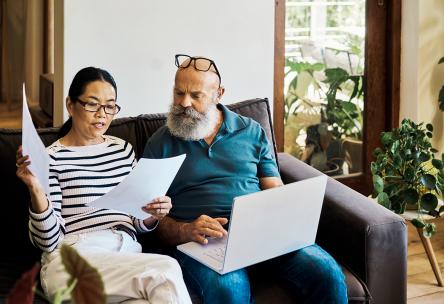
[{"xmin": 177, "ymin": 175, "xmax": 327, "ymax": 275}]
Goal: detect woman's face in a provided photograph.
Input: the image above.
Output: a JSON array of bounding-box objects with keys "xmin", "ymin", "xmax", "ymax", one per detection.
[{"xmin": 67, "ymin": 80, "xmax": 117, "ymax": 144}]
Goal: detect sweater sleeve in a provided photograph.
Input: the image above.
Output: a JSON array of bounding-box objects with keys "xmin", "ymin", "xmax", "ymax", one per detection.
[{"xmin": 28, "ymin": 166, "xmax": 66, "ymax": 252}]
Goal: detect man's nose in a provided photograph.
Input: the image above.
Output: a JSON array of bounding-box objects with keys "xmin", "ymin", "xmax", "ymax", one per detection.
[{"xmin": 179, "ymin": 94, "xmax": 193, "ymax": 108}]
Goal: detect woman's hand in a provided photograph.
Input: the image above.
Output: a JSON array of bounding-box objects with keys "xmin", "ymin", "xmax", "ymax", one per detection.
[
  {"xmin": 142, "ymin": 196, "xmax": 172, "ymax": 221},
  {"xmin": 16, "ymin": 145, "xmax": 48, "ymax": 213},
  {"xmin": 16, "ymin": 146, "xmax": 42, "ymax": 191}
]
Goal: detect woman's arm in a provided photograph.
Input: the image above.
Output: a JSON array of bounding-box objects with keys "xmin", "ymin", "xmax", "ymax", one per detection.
[{"xmin": 17, "ymin": 146, "xmax": 65, "ymax": 252}]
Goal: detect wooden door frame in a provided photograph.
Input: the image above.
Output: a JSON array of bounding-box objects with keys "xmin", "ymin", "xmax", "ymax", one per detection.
[{"xmin": 273, "ymin": 0, "xmax": 401, "ymax": 194}]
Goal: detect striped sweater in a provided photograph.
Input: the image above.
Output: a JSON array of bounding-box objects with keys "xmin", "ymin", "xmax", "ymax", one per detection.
[{"xmin": 28, "ymin": 135, "xmax": 151, "ymax": 252}]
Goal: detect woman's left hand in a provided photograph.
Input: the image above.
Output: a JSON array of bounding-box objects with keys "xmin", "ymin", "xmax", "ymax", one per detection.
[{"xmin": 142, "ymin": 196, "xmax": 172, "ymax": 221}]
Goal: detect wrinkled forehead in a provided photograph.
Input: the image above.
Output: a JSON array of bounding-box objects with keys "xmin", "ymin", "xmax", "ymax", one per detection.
[{"xmin": 175, "ymin": 66, "xmax": 219, "ymax": 89}]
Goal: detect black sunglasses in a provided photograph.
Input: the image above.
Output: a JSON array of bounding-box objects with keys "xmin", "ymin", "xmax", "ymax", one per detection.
[{"xmin": 175, "ymin": 54, "xmax": 221, "ymax": 87}]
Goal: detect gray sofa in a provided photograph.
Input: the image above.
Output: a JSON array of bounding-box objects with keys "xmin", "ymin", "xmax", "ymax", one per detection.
[{"xmin": 0, "ymin": 98, "xmax": 406, "ymax": 303}]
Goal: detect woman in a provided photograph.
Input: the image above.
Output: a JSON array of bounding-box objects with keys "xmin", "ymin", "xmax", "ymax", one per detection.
[{"xmin": 16, "ymin": 67, "xmax": 191, "ymax": 303}]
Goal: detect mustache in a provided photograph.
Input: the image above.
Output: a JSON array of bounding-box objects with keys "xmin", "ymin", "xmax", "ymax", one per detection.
[{"xmin": 170, "ymin": 105, "xmax": 205, "ymax": 119}]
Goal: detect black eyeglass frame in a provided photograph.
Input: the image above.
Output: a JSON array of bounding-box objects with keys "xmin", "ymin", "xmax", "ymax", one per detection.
[
  {"xmin": 75, "ymin": 99, "xmax": 121, "ymax": 115},
  {"xmin": 175, "ymin": 54, "xmax": 222, "ymax": 87}
]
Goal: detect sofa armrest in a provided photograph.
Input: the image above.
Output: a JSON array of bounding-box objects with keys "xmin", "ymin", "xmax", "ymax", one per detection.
[{"xmin": 278, "ymin": 153, "xmax": 407, "ymax": 304}]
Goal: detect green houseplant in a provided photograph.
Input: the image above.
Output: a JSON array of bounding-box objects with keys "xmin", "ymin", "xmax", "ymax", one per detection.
[
  {"xmin": 302, "ymin": 67, "xmax": 363, "ymax": 174},
  {"xmin": 371, "ymin": 119, "xmax": 444, "ymax": 237}
]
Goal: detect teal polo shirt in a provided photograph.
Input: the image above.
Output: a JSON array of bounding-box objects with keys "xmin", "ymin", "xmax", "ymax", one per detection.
[{"xmin": 142, "ymin": 104, "xmax": 280, "ymax": 222}]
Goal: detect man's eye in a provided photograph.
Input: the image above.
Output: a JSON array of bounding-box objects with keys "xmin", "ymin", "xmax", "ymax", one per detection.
[
  {"xmin": 191, "ymin": 94, "xmax": 201, "ymax": 99},
  {"xmin": 175, "ymin": 91, "xmax": 184, "ymax": 96},
  {"xmin": 105, "ymin": 105, "xmax": 116, "ymax": 110}
]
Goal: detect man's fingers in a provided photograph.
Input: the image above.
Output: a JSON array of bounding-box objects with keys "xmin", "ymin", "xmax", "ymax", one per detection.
[
  {"xmin": 198, "ymin": 227, "xmax": 224, "ymax": 238},
  {"xmin": 193, "ymin": 234, "xmax": 208, "ymax": 245},
  {"xmin": 215, "ymin": 217, "xmax": 229, "ymax": 225}
]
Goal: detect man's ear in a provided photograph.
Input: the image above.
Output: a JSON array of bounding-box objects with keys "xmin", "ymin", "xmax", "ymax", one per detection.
[{"xmin": 216, "ymin": 86, "xmax": 225, "ymax": 102}]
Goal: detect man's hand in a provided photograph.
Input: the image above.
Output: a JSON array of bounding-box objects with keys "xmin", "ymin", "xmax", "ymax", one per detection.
[{"xmin": 182, "ymin": 215, "xmax": 228, "ymax": 245}]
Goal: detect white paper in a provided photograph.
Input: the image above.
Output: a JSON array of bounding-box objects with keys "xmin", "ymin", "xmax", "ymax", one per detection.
[
  {"xmin": 22, "ymin": 84, "xmax": 50, "ymax": 195},
  {"xmin": 90, "ymin": 154, "xmax": 186, "ymax": 219}
]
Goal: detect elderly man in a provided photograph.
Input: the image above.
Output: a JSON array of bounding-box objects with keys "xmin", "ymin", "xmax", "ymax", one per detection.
[{"xmin": 143, "ymin": 54, "xmax": 347, "ymax": 304}]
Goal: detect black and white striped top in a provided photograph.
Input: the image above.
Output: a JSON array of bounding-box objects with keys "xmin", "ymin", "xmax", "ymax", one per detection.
[{"xmin": 28, "ymin": 135, "xmax": 152, "ymax": 252}]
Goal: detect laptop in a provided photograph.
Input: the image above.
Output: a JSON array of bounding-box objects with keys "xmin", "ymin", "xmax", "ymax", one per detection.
[{"xmin": 177, "ymin": 175, "xmax": 328, "ymax": 275}]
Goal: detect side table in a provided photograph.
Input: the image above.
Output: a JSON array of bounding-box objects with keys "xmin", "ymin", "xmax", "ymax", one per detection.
[{"xmin": 402, "ymin": 209, "xmax": 443, "ymax": 287}]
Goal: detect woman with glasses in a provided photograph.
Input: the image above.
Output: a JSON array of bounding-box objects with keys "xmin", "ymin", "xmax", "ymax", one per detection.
[{"xmin": 15, "ymin": 67, "xmax": 191, "ymax": 303}]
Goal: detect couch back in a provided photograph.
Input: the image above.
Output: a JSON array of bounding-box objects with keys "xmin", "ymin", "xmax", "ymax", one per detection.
[{"xmin": 0, "ymin": 98, "xmax": 276, "ymax": 262}]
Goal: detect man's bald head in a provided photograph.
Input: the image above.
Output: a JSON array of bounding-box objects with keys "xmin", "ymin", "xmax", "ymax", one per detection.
[
  {"xmin": 175, "ymin": 67, "xmax": 220, "ymax": 92},
  {"xmin": 174, "ymin": 55, "xmax": 221, "ymax": 88}
]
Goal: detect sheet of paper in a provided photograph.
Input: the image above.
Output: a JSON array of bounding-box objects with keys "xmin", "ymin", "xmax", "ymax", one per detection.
[
  {"xmin": 90, "ymin": 154, "xmax": 186, "ymax": 219},
  {"xmin": 21, "ymin": 84, "xmax": 50, "ymax": 195}
]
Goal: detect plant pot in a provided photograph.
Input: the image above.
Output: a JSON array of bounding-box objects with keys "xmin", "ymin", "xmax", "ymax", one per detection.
[
  {"xmin": 405, "ymin": 202, "xmax": 418, "ymax": 211},
  {"xmin": 342, "ymin": 138, "xmax": 363, "ymax": 173},
  {"xmin": 323, "ymin": 161, "xmax": 341, "ymax": 176}
]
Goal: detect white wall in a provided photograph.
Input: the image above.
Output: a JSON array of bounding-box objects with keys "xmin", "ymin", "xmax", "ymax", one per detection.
[
  {"xmin": 400, "ymin": 0, "xmax": 444, "ymax": 155},
  {"xmin": 54, "ymin": 0, "xmax": 275, "ymax": 126}
]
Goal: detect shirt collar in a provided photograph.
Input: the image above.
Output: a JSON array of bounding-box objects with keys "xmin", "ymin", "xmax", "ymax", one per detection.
[{"xmin": 217, "ymin": 103, "xmax": 247, "ymax": 133}]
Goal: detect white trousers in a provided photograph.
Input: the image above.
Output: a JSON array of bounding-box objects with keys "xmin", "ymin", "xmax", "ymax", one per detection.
[{"xmin": 40, "ymin": 229, "xmax": 191, "ymax": 304}]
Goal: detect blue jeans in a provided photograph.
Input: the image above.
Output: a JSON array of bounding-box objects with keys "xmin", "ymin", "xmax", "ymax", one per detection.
[{"xmin": 174, "ymin": 244, "xmax": 347, "ymax": 304}]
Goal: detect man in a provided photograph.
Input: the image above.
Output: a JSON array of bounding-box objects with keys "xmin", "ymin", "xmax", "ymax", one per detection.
[{"xmin": 143, "ymin": 54, "xmax": 347, "ymax": 303}]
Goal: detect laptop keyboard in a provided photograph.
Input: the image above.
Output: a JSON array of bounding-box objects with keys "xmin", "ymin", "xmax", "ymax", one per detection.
[{"xmin": 202, "ymin": 246, "xmax": 226, "ymax": 263}]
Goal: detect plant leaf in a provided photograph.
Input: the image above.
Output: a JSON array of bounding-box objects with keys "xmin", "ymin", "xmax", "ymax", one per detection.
[
  {"xmin": 420, "ymin": 174, "xmax": 436, "ymax": 190},
  {"xmin": 423, "ymin": 222, "xmax": 437, "ymax": 238},
  {"xmin": 439, "ymin": 86, "xmax": 444, "ymax": 111},
  {"xmin": 403, "ymin": 188, "xmax": 419, "ymax": 204},
  {"xmin": 432, "ymin": 159, "xmax": 444, "ymax": 170},
  {"xmin": 373, "ymin": 175, "xmax": 384, "ymax": 193},
  {"xmin": 377, "ymin": 192, "xmax": 390, "ymax": 209},
  {"xmin": 411, "ymin": 218, "xmax": 425, "ymax": 228},
  {"xmin": 404, "ymin": 167, "xmax": 415, "ymax": 182},
  {"xmin": 421, "ymin": 193, "xmax": 438, "ymax": 211},
  {"xmin": 6, "ymin": 263, "xmax": 40, "ymax": 304},
  {"xmin": 426, "ymin": 123, "xmax": 433, "ymax": 132},
  {"xmin": 418, "ymin": 152, "xmax": 430, "ymax": 163},
  {"xmin": 60, "ymin": 244, "xmax": 106, "ymax": 304}
]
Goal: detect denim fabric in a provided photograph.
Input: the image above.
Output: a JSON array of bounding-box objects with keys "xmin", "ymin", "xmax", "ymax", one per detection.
[{"xmin": 175, "ymin": 244, "xmax": 347, "ymax": 304}]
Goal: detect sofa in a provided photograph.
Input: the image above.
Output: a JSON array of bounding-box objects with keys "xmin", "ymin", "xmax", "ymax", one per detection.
[{"xmin": 0, "ymin": 98, "xmax": 406, "ymax": 303}]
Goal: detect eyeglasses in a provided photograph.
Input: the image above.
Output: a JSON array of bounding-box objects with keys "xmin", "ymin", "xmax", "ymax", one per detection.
[
  {"xmin": 175, "ymin": 54, "xmax": 221, "ymax": 86},
  {"xmin": 76, "ymin": 99, "xmax": 121, "ymax": 115}
]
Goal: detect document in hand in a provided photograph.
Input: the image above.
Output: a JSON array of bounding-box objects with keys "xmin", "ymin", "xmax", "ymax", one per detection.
[
  {"xmin": 89, "ymin": 154, "xmax": 186, "ymax": 219},
  {"xmin": 21, "ymin": 84, "xmax": 50, "ymax": 195}
]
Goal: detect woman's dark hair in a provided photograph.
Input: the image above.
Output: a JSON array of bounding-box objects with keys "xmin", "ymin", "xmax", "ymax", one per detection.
[{"xmin": 58, "ymin": 67, "xmax": 118, "ymax": 138}]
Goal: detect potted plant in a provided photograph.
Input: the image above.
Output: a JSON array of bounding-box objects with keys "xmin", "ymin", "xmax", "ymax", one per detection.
[
  {"xmin": 371, "ymin": 118, "xmax": 444, "ymax": 237},
  {"xmin": 301, "ymin": 67, "xmax": 363, "ymax": 174}
]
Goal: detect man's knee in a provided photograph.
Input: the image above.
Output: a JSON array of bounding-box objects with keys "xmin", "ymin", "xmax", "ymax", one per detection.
[{"xmin": 203, "ymin": 271, "xmax": 251, "ymax": 302}]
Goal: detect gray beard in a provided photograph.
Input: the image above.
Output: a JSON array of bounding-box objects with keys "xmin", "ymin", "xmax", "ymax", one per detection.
[{"xmin": 166, "ymin": 103, "xmax": 219, "ymax": 141}]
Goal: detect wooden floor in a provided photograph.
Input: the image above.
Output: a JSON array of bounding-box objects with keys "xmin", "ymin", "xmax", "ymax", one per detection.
[
  {"xmin": 407, "ymin": 216, "xmax": 444, "ymax": 303},
  {"xmin": 1, "ymin": 106, "xmax": 444, "ymax": 302}
]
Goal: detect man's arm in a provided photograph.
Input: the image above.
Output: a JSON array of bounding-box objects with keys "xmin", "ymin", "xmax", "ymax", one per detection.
[
  {"xmin": 157, "ymin": 215, "xmax": 228, "ymax": 246},
  {"xmin": 260, "ymin": 176, "xmax": 284, "ymax": 190}
]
